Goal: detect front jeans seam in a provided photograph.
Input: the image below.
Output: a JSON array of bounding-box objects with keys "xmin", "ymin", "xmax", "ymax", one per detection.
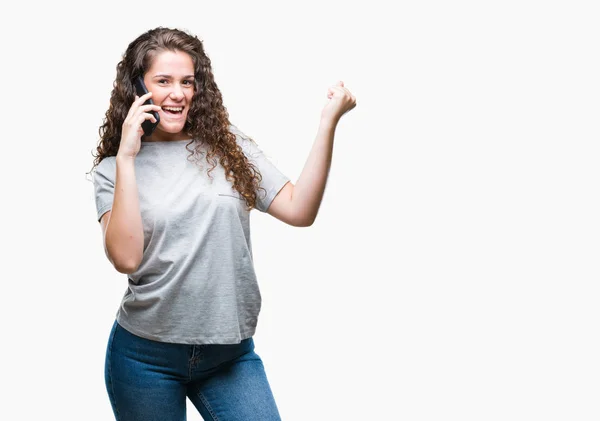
[{"xmin": 195, "ymin": 388, "xmax": 219, "ymax": 421}]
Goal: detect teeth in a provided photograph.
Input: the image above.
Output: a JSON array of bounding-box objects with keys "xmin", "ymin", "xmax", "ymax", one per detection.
[{"xmin": 163, "ymin": 107, "xmax": 183, "ymax": 112}]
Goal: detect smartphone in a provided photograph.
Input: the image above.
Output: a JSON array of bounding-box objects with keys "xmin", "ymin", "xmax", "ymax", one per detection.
[{"xmin": 133, "ymin": 76, "xmax": 160, "ymax": 137}]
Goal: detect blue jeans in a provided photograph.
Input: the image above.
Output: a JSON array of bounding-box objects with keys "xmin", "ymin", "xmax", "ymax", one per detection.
[{"xmin": 104, "ymin": 320, "xmax": 282, "ymax": 420}]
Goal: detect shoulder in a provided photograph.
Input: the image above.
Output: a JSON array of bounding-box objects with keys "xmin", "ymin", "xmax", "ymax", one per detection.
[
  {"xmin": 228, "ymin": 124, "xmax": 246, "ymax": 138},
  {"xmin": 92, "ymin": 156, "xmax": 117, "ymax": 182},
  {"xmin": 97, "ymin": 156, "xmax": 116, "ymax": 171},
  {"xmin": 228, "ymin": 124, "xmax": 260, "ymax": 156}
]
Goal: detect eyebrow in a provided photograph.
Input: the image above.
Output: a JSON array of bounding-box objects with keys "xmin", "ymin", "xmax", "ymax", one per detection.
[{"xmin": 152, "ymin": 74, "xmax": 195, "ymax": 79}]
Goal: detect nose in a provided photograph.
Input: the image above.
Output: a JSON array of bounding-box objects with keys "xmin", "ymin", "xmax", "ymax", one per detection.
[{"xmin": 169, "ymin": 83, "xmax": 185, "ymax": 101}]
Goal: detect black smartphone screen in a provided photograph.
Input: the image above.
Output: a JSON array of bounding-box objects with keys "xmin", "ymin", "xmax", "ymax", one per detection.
[{"xmin": 133, "ymin": 76, "xmax": 160, "ymax": 137}]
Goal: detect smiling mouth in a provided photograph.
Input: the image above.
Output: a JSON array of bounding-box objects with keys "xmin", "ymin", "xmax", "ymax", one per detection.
[{"xmin": 162, "ymin": 106, "xmax": 184, "ymax": 115}]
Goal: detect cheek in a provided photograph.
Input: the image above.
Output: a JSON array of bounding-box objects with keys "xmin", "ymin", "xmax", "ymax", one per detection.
[{"xmin": 155, "ymin": 92, "xmax": 170, "ymax": 104}]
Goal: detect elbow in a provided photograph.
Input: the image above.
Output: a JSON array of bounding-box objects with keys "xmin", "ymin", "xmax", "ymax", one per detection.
[
  {"xmin": 291, "ymin": 214, "xmax": 316, "ymax": 227},
  {"xmin": 113, "ymin": 259, "xmax": 141, "ymax": 274},
  {"xmin": 268, "ymin": 199, "xmax": 317, "ymax": 227},
  {"xmin": 106, "ymin": 248, "xmax": 142, "ymax": 274}
]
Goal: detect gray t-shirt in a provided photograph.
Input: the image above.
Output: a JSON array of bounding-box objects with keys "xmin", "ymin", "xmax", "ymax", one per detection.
[{"xmin": 92, "ymin": 125, "xmax": 289, "ymax": 344}]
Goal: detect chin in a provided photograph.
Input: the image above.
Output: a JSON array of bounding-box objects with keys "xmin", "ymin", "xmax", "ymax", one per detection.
[{"xmin": 158, "ymin": 124, "xmax": 186, "ymax": 134}]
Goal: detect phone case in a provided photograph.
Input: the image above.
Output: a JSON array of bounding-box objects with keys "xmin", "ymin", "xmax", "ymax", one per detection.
[{"xmin": 133, "ymin": 76, "xmax": 160, "ymax": 137}]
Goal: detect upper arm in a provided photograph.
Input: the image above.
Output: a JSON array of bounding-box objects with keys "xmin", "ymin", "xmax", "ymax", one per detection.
[
  {"xmin": 99, "ymin": 210, "xmax": 112, "ymax": 254},
  {"xmin": 266, "ymin": 182, "xmax": 312, "ymax": 227},
  {"xmin": 100, "ymin": 210, "xmax": 111, "ymax": 237},
  {"xmin": 99, "ymin": 210, "xmax": 119, "ymax": 267},
  {"xmin": 93, "ymin": 158, "xmax": 116, "ymax": 236}
]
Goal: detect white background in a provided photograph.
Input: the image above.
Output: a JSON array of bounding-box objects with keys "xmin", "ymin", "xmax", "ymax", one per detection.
[{"xmin": 1, "ymin": 1, "xmax": 599, "ymax": 420}]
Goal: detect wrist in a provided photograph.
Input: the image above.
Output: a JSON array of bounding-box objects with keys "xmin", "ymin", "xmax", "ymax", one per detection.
[
  {"xmin": 319, "ymin": 115, "xmax": 339, "ymax": 130},
  {"xmin": 116, "ymin": 153, "xmax": 137, "ymax": 163}
]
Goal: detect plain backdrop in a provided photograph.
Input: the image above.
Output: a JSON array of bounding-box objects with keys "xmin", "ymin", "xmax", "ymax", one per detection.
[{"xmin": 1, "ymin": 1, "xmax": 599, "ymax": 420}]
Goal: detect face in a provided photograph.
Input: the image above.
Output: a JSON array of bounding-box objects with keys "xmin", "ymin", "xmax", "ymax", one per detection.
[{"xmin": 143, "ymin": 50, "xmax": 195, "ymax": 141}]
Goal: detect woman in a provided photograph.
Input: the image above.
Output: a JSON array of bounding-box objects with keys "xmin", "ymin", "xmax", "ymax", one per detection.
[{"xmin": 91, "ymin": 26, "xmax": 356, "ymax": 421}]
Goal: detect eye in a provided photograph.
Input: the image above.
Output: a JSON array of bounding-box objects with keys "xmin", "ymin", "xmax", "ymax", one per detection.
[
  {"xmin": 183, "ymin": 80, "xmax": 194, "ymax": 86},
  {"xmin": 158, "ymin": 79, "xmax": 169, "ymax": 85}
]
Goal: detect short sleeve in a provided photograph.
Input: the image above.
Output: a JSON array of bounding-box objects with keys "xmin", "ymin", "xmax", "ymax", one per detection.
[
  {"xmin": 230, "ymin": 125, "xmax": 290, "ymax": 212},
  {"xmin": 92, "ymin": 157, "xmax": 116, "ymax": 222}
]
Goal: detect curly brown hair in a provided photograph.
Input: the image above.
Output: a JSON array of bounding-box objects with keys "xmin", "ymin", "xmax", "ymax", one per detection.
[{"xmin": 90, "ymin": 27, "xmax": 263, "ymax": 210}]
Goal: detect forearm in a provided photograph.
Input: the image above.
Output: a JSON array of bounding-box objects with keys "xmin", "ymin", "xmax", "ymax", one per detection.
[
  {"xmin": 105, "ymin": 155, "xmax": 144, "ymax": 273},
  {"xmin": 291, "ymin": 117, "xmax": 338, "ymax": 224}
]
